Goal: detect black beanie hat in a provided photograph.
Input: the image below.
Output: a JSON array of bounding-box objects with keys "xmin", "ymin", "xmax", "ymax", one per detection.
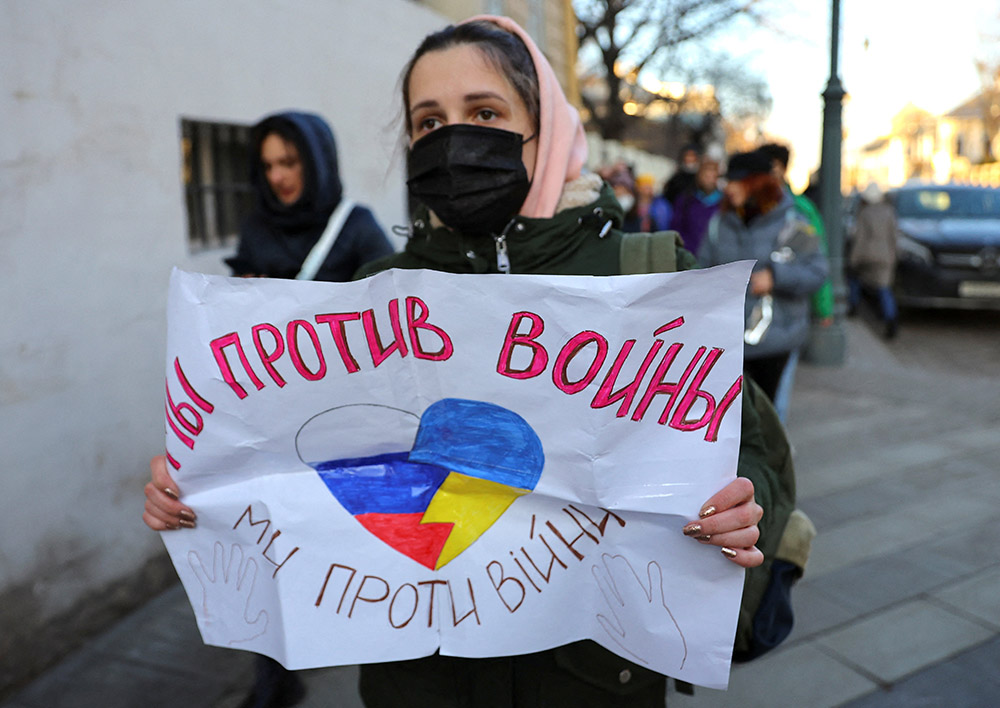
[{"xmin": 725, "ymin": 150, "xmax": 773, "ymax": 180}]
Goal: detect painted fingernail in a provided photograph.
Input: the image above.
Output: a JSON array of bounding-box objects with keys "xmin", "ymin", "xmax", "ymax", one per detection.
[
  {"xmin": 178, "ymin": 519, "xmax": 196, "ymax": 529},
  {"xmin": 721, "ymin": 547, "xmax": 738, "ymax": 559},
  {"xmin": 682, "ymin": 523, "xmax": 702, "ymax": 536},
  {"xmin": 699, "ymin": 505, "xmax": 717, "ymax": 519},
  {"xmin": 178, "ymin": 509, "xmax": 196, "ymax": 522},
  {"xmin": 166, "ymin": 522, "xmax": 180, "ymax": 531},
  {"xmin": 696, "ymin": 534, "xmax": 712, "ymax": 542},
  {"xmin": 163, "ymin": 487, "xmax": 179, "ymax": 501}
]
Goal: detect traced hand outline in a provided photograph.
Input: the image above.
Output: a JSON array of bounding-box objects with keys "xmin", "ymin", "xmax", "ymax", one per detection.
[
  {"xmin": 592, "ymin": 553, "xmax": 688, "ymax": 670},
  {"xmin": 188, "ymin": 542, "xmax": 269, "ymax": 646}
]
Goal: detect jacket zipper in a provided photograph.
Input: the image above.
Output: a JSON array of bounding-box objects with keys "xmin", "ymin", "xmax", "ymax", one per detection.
[{"xmin": 494, "ymin": 219, "xmax": 517, "ymax": 273}]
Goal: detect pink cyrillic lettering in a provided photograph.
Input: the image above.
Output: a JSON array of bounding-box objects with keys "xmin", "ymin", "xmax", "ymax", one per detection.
[
  {"xmin": 315, "ymin": 313, "xmax": 361, "ymax": 373},
  {"xmin": 590, "ymin": 340, "xmax": 664, "ymax": 417},
  {"xmin": 552, "ymin": 331, "xmax": 608, "ymax": 394},
  {"xmin": 252, "ymin": 323, "xmax": 286, "ymax": 387},
  {"xmin": 166, "ymin": 380, "xmax": 203, "ymax": 436},
  {"xmin": 362, "ymin": 299, "xmax": 409, "ymax": 367},
  {"xmin": 669, "ymin": 347, "xmax": 724, "ymax": 432},
  {"xmin": 630, "ymin": 344, "xmax": 697, "ymax": 423},
  {"xmin": 165, "ymin": 402, "xmax": 194, "ymax": 449},
  {"xmin": 704, "ymin": 375, "xmax": 743, "ymax": 442},
  {"xmin": 174, "ymin": 358, "xmax": 214, "ymax": 413},
  {"xmin": 496, "ymin": 311, "xmax": 548, "ymax": 379},
  {"xmin": 406, "ymin": 297, "xmax": 454, "ymax": 361},
  {"xmin": 211, "ymin": 333, "xmax": 265, "ymax": 399},
  {"xmin": 654, "ymin": 317, "xmax": 685, "ymax": 335},
  {"xmin": 286, "ymin": 320, "xmax": 327, "ymax": 381}
]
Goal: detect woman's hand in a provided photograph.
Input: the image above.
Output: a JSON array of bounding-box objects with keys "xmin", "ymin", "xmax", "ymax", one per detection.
[
  {"xmin": 142, "ymin": 455, "xmax": 197, "ymax": 531},
  {"xmin": 749, "ymin": 268, "xmax": 774, "ymax": 296},
  {"xmin": 682, "ymin": 477, "xmax": 763, "ymax": 568}
]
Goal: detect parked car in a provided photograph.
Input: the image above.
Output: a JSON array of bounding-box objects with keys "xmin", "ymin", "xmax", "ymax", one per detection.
[{"xmin": 888, "ymin": 184, "xmax": 1000, "ymax": 309}]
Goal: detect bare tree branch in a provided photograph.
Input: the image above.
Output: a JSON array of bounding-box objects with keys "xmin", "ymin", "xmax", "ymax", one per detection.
[{"xmin": 574, "ymin": 0, "xmax": 778, "ymax": 141}]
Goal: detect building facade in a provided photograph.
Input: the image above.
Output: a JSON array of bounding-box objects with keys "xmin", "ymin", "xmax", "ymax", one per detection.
[
  {"xmin": 0, "ymin": 0, "xmax": 461, "ymax": 694},
  {"xmin": 848, "ymin": 93, "xmax": 1000, "ymax": 190}
]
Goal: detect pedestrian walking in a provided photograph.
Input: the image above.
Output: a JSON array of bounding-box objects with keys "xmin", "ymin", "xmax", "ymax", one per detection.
[
  {"xmin": 758, "ymin": 142, "xmax": 834, "ymax": 422},
  {"xmin": 698, "ymin": 150, "xmax": 829, "ymax": 402},
  {"xmin": 634, "ymin": 173, "xmax": 673, "ymax": 232},
  {"xmin": 662, "ymin": 144, "xmax": 701, "ymax": 205},
  {"xmin": 848, "ymin": 182, "xmax": 899, "ymax": 339},
  {"xmin": 669, "ymin": 153, "xmax": 722, "ymax": 255}
]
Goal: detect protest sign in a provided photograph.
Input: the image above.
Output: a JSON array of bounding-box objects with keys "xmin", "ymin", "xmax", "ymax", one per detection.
[{"xmin": 160, "ymin": 262, "xmax": 752, "ymax": 689}]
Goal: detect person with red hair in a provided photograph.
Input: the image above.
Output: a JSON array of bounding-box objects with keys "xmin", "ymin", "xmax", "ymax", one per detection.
[{"xmin": 698, "ymin": 150, "xmax": 829, "ymax": 401}]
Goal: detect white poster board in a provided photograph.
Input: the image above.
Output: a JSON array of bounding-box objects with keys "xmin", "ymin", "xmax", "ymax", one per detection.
[{"xmin": 160, "ymin": 263, "xmax": 752, "ymax": 689}]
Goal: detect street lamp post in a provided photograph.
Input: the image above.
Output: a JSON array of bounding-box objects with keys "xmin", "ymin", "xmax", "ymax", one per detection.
[{"xmin": 812, "ymin": 0, "xmax": 848, "ymax": 365}]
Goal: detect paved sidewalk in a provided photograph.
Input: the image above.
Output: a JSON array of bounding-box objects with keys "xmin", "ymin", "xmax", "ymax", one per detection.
[
  {"xmin": 4, "ymin": 318, "xmax": 999, "ymax": 708},
  {"xmin": 670, "ymin": 318, "xmax": 1000, "ymax": 708}
]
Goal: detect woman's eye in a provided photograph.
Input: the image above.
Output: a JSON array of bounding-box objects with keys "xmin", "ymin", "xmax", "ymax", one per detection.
[
  {"xmin": 418, "ymin": 117, "xmax": 442, "ymax": 133},
  {"xmin": 477, "ymin": 109, "xmax": 498, "ymax": 121}
]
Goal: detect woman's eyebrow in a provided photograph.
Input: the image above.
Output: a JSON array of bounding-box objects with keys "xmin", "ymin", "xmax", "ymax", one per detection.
[
  {"xmin": 464, "ymin": 91, "xmax": 508, "ymax": 104},
  {"xmin": 409, "ymin": 99, "xmax": 440, "ymax": 116}
]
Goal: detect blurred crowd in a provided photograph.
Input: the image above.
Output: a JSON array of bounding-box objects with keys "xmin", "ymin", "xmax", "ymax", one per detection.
[{"xmin": 597, "ymin": 141, "xmax": 835, "ymax": 421}]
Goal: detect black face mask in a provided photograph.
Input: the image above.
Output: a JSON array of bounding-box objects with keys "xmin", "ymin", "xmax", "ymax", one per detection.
[{"xmin": 407, "ymin": 124, "xmax": 532, "ymax": 236}]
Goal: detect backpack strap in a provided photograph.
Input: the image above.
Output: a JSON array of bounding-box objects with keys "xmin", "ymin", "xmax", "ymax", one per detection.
[
  {"xmin": 296, "ymin": 199, "xmax": 355, "ymax": 281},
  {"xmin": 619, "ymin": 231, "xmax": 682, "ymax": 274}
]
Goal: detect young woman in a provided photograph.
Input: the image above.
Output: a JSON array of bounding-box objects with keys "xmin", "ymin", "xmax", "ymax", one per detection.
[
  {"xmin": 146, "ymin": 18, "xmax": 782, "ymax": 707},
  {"xmin": 225, "ymin": 111, "xmax": 394, "ymax": 281},
  {"xmin": 223, "ymin": 110, "xmax": 396, "ymax": 708}
]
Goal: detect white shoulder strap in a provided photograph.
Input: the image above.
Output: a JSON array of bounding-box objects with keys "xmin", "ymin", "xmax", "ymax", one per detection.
[{"xmin": 296, "ymin": 199, "xmax": 356, "ymax": 281}]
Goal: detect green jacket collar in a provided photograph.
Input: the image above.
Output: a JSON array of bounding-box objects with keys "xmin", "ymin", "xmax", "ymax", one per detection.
[{"xmin": 405, "ymin": 183, "xmax": 624, "ymax": 274}]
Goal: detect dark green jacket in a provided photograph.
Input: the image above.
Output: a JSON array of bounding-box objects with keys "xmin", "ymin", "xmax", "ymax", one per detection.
[{"xmin": 355, "ymin": 183, "xmax": 792, "ymax": 707}]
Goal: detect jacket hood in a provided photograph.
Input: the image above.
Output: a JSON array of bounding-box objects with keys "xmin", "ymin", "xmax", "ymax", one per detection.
[
  {"xmin": 461, "ymin": 16, "xmax": 588, "ymax": 220},
  {"xmin": 249, "ymin": 111, "xmax": 343, "ymax": 232}
]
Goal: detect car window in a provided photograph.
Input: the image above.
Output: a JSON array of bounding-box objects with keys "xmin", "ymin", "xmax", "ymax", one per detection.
[{"xmin": 895, "ymin": 188, "xmax": 1000, "ymax": 218}]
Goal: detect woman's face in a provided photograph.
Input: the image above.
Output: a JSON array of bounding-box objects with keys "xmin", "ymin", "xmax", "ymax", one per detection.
[
  {"xmin": 697, "ymin": 162, "xmax": 719, "ymax": 193},
  {"xmin": 724, "ymin": 178, "xmax": 748, "ymax": 208},
  {"xmin": 407, "ymin": 44, "xmax": 537, "ymax": 180},
  {"xmin": 260, "ymin": 133, "xmax": 305, "ymax": 205}
]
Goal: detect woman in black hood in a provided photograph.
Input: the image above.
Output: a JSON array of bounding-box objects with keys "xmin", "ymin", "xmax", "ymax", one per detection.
[
  {"xmin": 226, "ymin": 111, "xmax": 394, "ymax": 281},
  {"xmin": 224, "ymin": 111, "xmax": 394, "ymax": 708}
]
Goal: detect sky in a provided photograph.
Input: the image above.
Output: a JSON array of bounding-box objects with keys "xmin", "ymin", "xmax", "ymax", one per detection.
[{"xmin": 747, "ymin": 0, "xmax": 995, "ymax": 190}]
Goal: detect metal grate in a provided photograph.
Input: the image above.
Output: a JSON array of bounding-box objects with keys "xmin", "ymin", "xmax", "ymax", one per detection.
[{"xmin": 181, "ymin": 119, "xmax": 255, "ymax": 251}]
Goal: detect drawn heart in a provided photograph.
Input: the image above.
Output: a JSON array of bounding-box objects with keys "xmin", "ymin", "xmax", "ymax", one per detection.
[{"xmin": 298, "ymin": 399, "xmax": 544, "ymax": 570}]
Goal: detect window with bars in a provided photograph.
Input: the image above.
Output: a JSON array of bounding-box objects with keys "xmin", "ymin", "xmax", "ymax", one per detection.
[{"xmin": 180, "ymin": 118, "xmax": 255, "ymax": 251}]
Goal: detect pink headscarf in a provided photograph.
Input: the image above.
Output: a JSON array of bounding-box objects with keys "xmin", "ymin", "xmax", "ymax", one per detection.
[{"xmin": 461, "ymin": 15, "xmax": 588, "ymax": 219}]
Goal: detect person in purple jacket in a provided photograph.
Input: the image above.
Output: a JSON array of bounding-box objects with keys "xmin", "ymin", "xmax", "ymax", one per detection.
[{"xmin": 669, "ymin": 153, "xmax": 722, "ymax": 254}]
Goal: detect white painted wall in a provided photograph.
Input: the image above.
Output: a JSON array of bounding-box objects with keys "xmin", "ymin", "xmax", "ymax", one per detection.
[{"xmin": 0, "ymin": 0, "xmax": 447, "ymax": 626}]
